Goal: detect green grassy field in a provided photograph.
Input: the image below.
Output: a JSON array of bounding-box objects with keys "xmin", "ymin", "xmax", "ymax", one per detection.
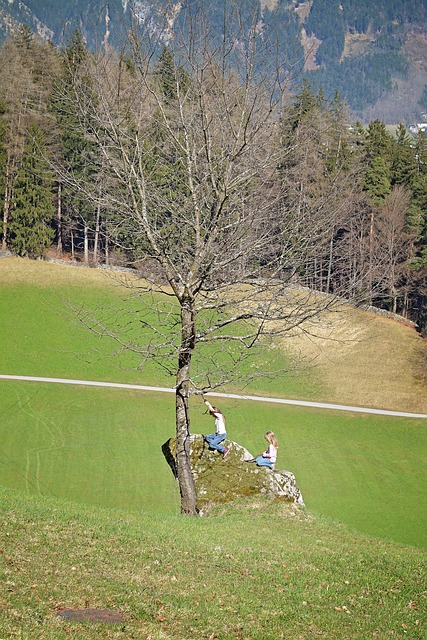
[
  {"xmin": 0, "ymin": 258, "xmax": 426, "ymax": 546},
  {"xmin": 1, "ymin": 380, "xmax": 425, "ymax": 548},
  {"xmin": 0, "ymin": 257, "xmax": 426, "ymax": 639},
  {"xmin": 1, "ymin": 487, "xmax": 426, "ymax": 640},
  {"xmin": 0, "ymin": 264, "xmax": 322, "ymax": 400}
]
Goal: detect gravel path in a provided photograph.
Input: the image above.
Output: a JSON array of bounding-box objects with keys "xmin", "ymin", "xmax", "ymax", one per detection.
[{"xmin": 1, "ymin": 374, "xmax": 426, "ymax": 418}]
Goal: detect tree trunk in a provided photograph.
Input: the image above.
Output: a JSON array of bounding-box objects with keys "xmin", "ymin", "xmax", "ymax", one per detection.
[
  {"xmin": 326, "ymin": 230, "xmax": 334, "ymax": 293},
  {"xmin": 368, "ymin": 210, "xmax": 374, "ymax": 305},
  {"xmin": 175, "ymin": 297, "xmax": 197, "ymax": 515},
  {"xmin": 2, "ymin": 154, "xmax": 13, "ymax": 251},
  {"xmin": 391, "ymin": 281, "xmax": 398, "ymax": 314},
  {"xmin": 1, "ymin": 185, "xmax": 9, "ymax": 252},
  {"xmin": 56, "ymin": 182, "xmax": 63, "ymax": 254},
  {"xmin": 403, "ymin": 290, "xmax": 409, "ymax": 318},
  {"xmin": 94, "ymin": 201, "xmax": 101, "ymax": 263},
  {"xmin": 84, "ymin": 221, "xmax": 89, "ymax": 263}
]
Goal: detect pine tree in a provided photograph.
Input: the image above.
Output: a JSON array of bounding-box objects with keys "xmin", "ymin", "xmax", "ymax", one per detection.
[
  {"xmin": 407, "ymin": 132, "xmax": 427, "ymax": 273},
  {"xmin": 325, "ymin": 91, "xmax": 352, "ymax": 173},
  {"xmin": 156, "ymin": 47, "xmax": 177, "ymax": 104},
  {"xmin": 286, "ymin": 79, "xmax": 317, "ymax": 133},
  {"xmin": 50, "ymin": 30, "xmax": 98, "ymax": 261},
  {"xmin": 9, "ymin": 125, "xmax": 55, "ymax": 257},
  {"xmin": 391, "ymin": 124, "xmax": 417, "ymax": 187},
  {"xmin": 364, "ymin": 155, "xmax": 391, "ymax": 205},
  {"xmin": 0, "ymin": 29, "xmax": 60, "ymax": 251},
  {"xmin": 364, "ymin": 119, "xmax": 394, "ymax": 162}
]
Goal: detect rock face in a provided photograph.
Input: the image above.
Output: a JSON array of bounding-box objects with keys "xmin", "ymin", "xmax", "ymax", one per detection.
[{"xmin": 162, "ymin": 434, "xmax": 304, "ymax": 515}]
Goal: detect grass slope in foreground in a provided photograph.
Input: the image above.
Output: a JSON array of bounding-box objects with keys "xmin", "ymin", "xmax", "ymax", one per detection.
[{"xmin": 1, "ymin": 487, "xmax": 426, "ymax": 640}]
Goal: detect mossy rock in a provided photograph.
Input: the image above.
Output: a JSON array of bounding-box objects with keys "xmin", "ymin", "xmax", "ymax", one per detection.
[{"xmin": 162, "ymin": 434, "xmax": 304, "ymax": 515}]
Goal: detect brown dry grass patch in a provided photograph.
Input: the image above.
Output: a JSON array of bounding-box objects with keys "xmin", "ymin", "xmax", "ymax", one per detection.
[
  {"xmin": 285, "ymin": 304, "xmax": 427, "ymax": 413},
  {"xmin": 0, "ymin": 256, "xmax": 141, "ymax": 291}
]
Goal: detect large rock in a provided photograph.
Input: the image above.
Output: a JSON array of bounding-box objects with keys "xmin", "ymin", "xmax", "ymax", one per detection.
[{"xmin": 162, "ymin": 434, "xmax": 304, "ymax": 515}]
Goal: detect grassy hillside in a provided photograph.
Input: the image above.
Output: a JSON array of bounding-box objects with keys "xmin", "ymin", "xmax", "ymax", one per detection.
[
  {"xmin": 1, "ymin": 379, "xmax": 426, "ymax": 547},
  {"xmin": 1, "ymin": 256, "xmax": 425, "ymax": 411},
  {"xmin": 1, "ymin": 487, "xmax": 426, "ymax": 639},
  {"xmin": 0, "ymin": 256, "xmax": 426, "ymax": 638},
  {"xmin": 0, "ymin": 256, "xmax": 426, "ymax": 548},
  {"xmin": 284, "ymin": 304, "xmax": 427, "ymax": 414}
]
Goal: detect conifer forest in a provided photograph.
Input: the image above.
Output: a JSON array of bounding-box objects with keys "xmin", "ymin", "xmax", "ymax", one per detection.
[{"xmin": 0, "ymin": 21, "xmax": 426, "ymax": 335}]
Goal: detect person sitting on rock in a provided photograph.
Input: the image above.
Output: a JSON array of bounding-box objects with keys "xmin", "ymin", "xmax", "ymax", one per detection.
[
  {"xmin": 248, "ymin": 431, "xmax": 278, "ymax": 469},
  {"xmin": 203, "ymin": 398, "xmax": 229, "ymax": 458}
]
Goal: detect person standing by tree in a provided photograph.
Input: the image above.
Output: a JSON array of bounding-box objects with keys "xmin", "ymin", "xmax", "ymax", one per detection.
[{"xmin": 203, "ymin": 398, "xmax": 229, "ymax": 458}]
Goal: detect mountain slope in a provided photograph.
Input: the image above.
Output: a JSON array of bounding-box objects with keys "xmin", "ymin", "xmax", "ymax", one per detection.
[{"xmin": 0, "ymin": 0, "xmax": 426, "ymax": 122}]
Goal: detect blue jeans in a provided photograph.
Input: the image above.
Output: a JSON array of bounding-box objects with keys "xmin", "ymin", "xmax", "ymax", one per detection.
[
  {"xmin": 205, "ymin": 432, "xmax": 226, "ymax": 453},
  {"xmin": 256, "ymin": 455, "xmax": 273, "ymax": 468}
]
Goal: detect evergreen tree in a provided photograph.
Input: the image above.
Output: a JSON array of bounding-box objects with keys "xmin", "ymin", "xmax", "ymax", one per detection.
[
  {"xmin": 390, "ymin": 124, "xmax": 417, "ymax": 187},
  {"xmin": 14, "ymin": 23, "xmax": 34, "ymax": 51},
  {"xmin": 363, "ymin": 121, "xmax": 393, "ymax": 207},
  {"xmin": 156, "ymin": 47, "xmax": 177, "ymax": 104},
  {"xmin": 9, "ymin": 125, "xmax": 55, "ymax": 257},
  {"xmin": 408, "ymin": 131, "xmax": 427, "ymax": 273},
  {"xmin": 364, "ymin": 119, "xmax": 394, "ymax": 162},
  {"xmin": 50, "ymin": 30, "xmax": 98, "ymax": 261},
  {"xmin": 0, "ymin": 29, "xmax": 60, "ymax": 251},
  {"xmin": 364, "ymin": 155, "xmax": 391, "ymax": 204},
  {"xmin": 325, "ymin": 91, "xmax": 352, "ymax": 173},
  {"xmin": 287, "ymin": 79, "xmax": 317, "ymax": 131}
]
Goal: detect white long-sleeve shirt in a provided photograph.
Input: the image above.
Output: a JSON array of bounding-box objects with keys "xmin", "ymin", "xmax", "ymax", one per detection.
[
  {"xmin": 205, "ymin": 401, "xmax": 226, "ymax": 435},
  {"xmin": 213, "ymin": 411, "xmax": 226, "ymax": 435}
]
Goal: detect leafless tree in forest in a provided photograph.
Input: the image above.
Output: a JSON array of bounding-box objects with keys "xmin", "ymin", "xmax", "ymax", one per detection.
[
  {"xmin": 277, "ymin": 91, "xmax": 371, "ymax": 300},
  {"xmin": 373, "ymin": 185, "xmax": 413, "ymax": 313},
  {"xmin": 59, "ymin": 0, "xmax": 354, "ymax": 514}
]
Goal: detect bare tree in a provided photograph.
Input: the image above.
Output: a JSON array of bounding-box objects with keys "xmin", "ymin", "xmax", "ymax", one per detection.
[
  {"xmin": 373, "ymin": 184, "xmax": 413, "ymax": 313},
  {"xmin": 62, "ymin": 0, "xmax": 346, "ymax": 514}
]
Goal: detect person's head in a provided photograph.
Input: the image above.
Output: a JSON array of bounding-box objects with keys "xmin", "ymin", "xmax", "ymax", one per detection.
[
  {"xmin": 264, "ymin": 430, "xmax": 278, "ymax": 448},
  {"xmin": 210, "ymin": 406, "xmax": 226, "ymax": 424}
]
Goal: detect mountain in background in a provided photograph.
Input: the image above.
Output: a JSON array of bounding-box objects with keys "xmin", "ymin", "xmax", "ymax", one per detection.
[{"xmin": 0, "ymin": 0, "xmax": 426, "ymax": 125}]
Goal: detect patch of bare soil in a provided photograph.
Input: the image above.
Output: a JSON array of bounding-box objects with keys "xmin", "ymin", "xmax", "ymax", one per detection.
[
  {"xmin": 342, "ymin": 31, "xmax": 374, "ymax": 59},
  {"xmin": 301, "ymin": 27, "xmax": 321, "ymax": 71},
  {"xmin": 293, "ymin": 1, "xmax": 312, "ymax": 23}
]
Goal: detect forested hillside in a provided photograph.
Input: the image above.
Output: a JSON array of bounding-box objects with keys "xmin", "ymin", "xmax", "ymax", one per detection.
[
  {"xmin": 0, "ymin": 0, "xmax": 426, "ymax": 121},
  {"xmin": 0, "ymin": 20, "xmax": 426, "ymax": 333}
]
